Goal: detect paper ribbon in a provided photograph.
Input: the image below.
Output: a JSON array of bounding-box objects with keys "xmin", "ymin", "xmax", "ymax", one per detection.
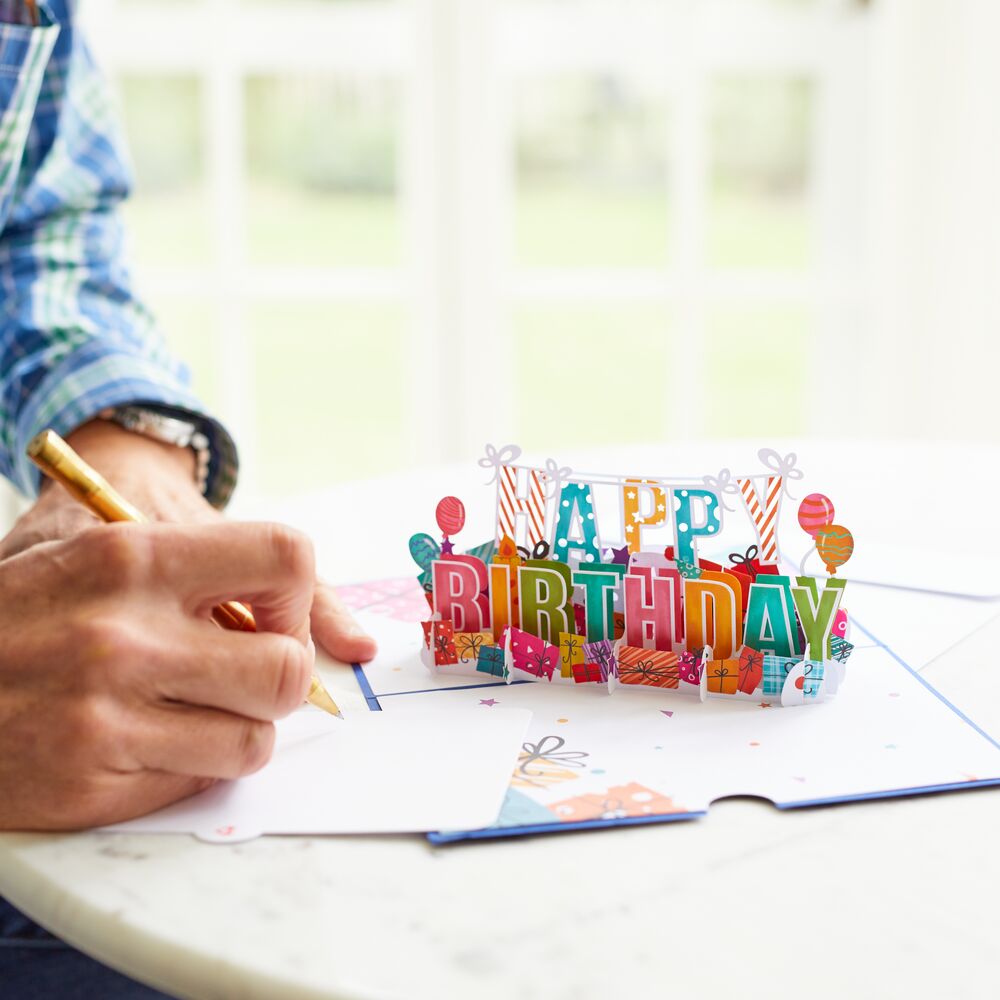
[
  {"xmin": 757, "ymin": 448, "xmax": 804, "ymax": 500},
  {"xmin": 703, "ymin": 468, "xmax": 740, "ymax": 513},
  {"xmin": 543, "ymin": 457, "xmax": 573, "ymax": 498},
  {"xmin": 478, "ymin": 443, "xmax": 523, "ymax": 484},
  {"xmin": 517, "ymin": 735, "xmax": 589, "ymax": 778},
  {"xmin": 516, "ymin": 540, "xmax": 552, "ymax": 561},
  {"xmin": 728, "ymin": 544, "xmax": 760, "ymax": 581}
]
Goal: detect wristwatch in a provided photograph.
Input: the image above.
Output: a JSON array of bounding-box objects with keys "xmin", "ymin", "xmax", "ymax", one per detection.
[{"xmin": 99, "ymin": 405, "xmax": 212, "ymax": 496}]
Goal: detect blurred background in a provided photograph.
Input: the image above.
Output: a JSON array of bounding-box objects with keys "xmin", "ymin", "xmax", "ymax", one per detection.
[{"xmin": 65, "ymin": 0, "xmax": 998, "ymax": 498}]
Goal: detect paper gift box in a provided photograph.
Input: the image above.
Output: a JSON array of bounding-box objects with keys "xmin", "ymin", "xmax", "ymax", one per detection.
[
  {"xmin": 430, "ymin": 621, "xmax": 457, "ymax": 666},
  {"xmin": 706, "ymin": 658, "xmax": 739, "ymax": 694},
  {"xmin": 726, "ymin": 545, "xmax": 780, "ymax": 581},
  {"xmin": 582, "ymin": 638, "xmax": 617, "ymax": 681},
  {"xmin": 572, "ymin": 660, "xmax": 603, "ymax": 684},
  {"xmin": 664, "ymin": 546, "xmax": 722, "ymax": 573},
  {"xmin": 559, "ymin": 632, "xmax": 586, "ymax": 678},
  {"xmin": 735, "ymin": 645, "xmax": 764, "ymax": 694},
  {"xmin": 550, "ymin": 782, "xmax": 682, "ymax": 822},
  {"xmin": 829, "ymin": 635, "xmax": 854, "ymax": 663},
  {"xmin": 802, "ymin": 659, "xmax": 825, "ymax": 699},
  {"xmin": 503, "ymin": 626, "xmax": 560, "ymax": 680},
  {"xmin": 677, "ymin": 649, "xmax": 705, "ymax": 686},
  {"xmin": 572, "ymin": 602, "xmax": 587, "ymax": 635},
  {"xmin": 761, "ymin": 653, "xmax": 798, "ymax": 696},
  {"xmin": 512, "ymin": 735, "xmax": 589, "ymax": 790},
  {"xmin": 612, "ymin": 612, "xmax": 626, "ymax": 640},
  {"xmin": 617, "ymin": 645, "xmax": 680, "ymax": 689},
  {"xmin": 421, "ymin": 620, "xmax": 434, "ymax": 649},
  {"xmin": 454, "ymin": 630, "xmax": 494, "ymax": 664},
  {"xmin": 476, "ymin": 645, "xmax": 507, "ymax": 678}
]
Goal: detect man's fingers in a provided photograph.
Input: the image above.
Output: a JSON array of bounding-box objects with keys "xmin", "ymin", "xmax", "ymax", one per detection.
[
  {"xmin": 310, "ymin": 581, "xmax": 377, "ymax": 663},
  {"xmin": 151, "ymin": 624, "xmax": 313, "ymax": 721},
  {"xmin": 78, "ymin": 773, "xmax": 217, "ymax": 831},
  {"xmin": 131, "ymin": 704, "xmax": 277, "ymax": 780},
  {"xmin": 140, "ymin": 522, "xmax": 315, "ymax": 645}
]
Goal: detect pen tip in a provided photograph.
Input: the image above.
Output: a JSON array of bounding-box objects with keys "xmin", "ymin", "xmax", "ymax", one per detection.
[{"xmin": 307, "ymin": 676, "xmax": 344, "ymax": 719}]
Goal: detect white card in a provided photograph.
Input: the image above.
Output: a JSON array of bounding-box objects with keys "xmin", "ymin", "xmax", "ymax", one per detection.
[{"xmin": 103, "ymin": 708, "xmax": 531, "ymax": 843}]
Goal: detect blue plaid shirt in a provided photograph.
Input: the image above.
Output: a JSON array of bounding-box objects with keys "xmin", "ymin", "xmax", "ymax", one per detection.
[{"xmin": 0, "ymin": 0, "xmax": 237, "ymax": 506}]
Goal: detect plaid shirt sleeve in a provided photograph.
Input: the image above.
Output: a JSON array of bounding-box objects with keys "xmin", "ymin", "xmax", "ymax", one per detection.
[{"xmin": 0, "ymin": 1, "xmax": 238, "ymax": 507}]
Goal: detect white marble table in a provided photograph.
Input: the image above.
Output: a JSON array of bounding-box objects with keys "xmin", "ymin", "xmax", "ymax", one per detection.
[{"xmin": 2, "ymin": 441, "xmax": 999, "ymax": 1000}]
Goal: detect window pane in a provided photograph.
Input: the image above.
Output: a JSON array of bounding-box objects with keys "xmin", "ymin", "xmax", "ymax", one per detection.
[
  {"xmin": 151, "ymin": 297, "xmax": 221, "ymax": 408},
  {"xmin": 245, "ymin": 76, "xmax": 400, "ymax": 268},
  {"xmin": 705, "ymin": 306, "xmax": 810, "ymax": 436},
  {"xmin": 119, "ymin": 76, "xmax": 210, "ymax": 269},
  {"xmin": 513, "ymin": 304, "xmax": 671, "ymax": 448},
  {"xmin": 515, "ymin": 76, "xmax": 670, "ymax": 269},
  {"xmin": 709, "ymin": 76, "xmax": 813, "ymax": 269},
  {"xmin": 250, "ymin": 303, "xmax": 405, "ymax": 492}
]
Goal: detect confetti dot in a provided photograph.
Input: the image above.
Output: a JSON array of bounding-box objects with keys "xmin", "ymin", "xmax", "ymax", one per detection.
[
  {"xmin": 660, "ymin": 710, "xmax": 674, "ymax": 718},
  {"xmin": 591, "ymin": 768, "xmax": 606, "ymax": 775},
  {"xmin": 884, "ymin": 743, "xmax": 897, "ymax": 750},
  {"xmin": 392, "ymin": 667, "xmax": 402, "ymax": 672},
  {"xmin": 557, "ymin": 718, "xmax": 569, "ymax": 724},
  {"xmin": 749, "ymin": 741, "xmax": 760, "ymax": 747},
  {"xmin": 479, "ymin": 698, "xmax": 499, "ymax": 707},
  {"xmin": 653, "ymin": 745, "xmax": 663, "ymax": 751},
  {"xmin": 889, "ymin": 692, "xmax": 901, "ymax": 698}
]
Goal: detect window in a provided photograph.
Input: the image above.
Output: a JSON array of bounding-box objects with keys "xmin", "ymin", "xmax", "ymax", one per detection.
[{"xmin": 76, "ymin": 0, "xmax": 872, "ymax": 498}]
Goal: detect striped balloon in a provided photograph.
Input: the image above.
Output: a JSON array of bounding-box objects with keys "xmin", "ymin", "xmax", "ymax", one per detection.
[
  {"xmin": 816, "ymin": 524, "xmax": 854, "ymax": 574},
  {"xmin": 435, "ymin": 495, "xmax": 466, "ymax": 537},
  {"xmin": 798, "ymin": 493, "xmax": 835, "ymax": 537}
]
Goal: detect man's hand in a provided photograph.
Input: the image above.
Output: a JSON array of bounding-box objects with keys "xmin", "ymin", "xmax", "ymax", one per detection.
[
  {"xmin": 0, "ymin": 521, "xmax": 317, "ymax": 829},
  {"xmin": 0, "ymin": 420, "xmax": 377, "ymax": 664}
]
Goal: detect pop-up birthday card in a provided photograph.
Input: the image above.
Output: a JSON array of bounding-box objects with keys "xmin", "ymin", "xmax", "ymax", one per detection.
[
  {"xmin": 412, "ymin": 448, "xmax": 855, "ymax": 708},
  {"xmin": 342, "ymin": 445, "xmax": 1000, "ymax": 843}
]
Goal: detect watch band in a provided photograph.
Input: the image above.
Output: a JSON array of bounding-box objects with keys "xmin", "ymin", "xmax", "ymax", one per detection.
[{"xmin": 99, "ymin": 405, "xmax": 212, "ymax": 496}]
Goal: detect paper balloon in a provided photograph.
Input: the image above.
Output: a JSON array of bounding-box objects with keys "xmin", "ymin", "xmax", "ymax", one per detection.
[
  {"xmin": 815, "ymin": 524, "xmax": 854, "ymax": 575},
  {"xmin": 408, "ymin": 532, "xmax": 440, "ymax": 571},
  {"xmin": 798, "ymin": 493, "xmax": 835, "ymax": 537},
  {"xmin": 435, "ymin": 496, "xmax": 466, "ymax": 537}
]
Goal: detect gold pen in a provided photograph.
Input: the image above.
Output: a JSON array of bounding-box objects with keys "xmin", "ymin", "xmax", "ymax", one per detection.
[{"xmin": 27, "ymin": 429, "xmax": 343, "ymax": 719}]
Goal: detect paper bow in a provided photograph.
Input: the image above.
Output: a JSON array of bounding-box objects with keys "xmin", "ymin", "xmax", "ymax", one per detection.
[
  {"xmin": 517, "ymin": 735, "xmax": 589, "ymax": 778},
  {"xmin": 516, "ymin": 540, "xmax": 552, "ymax": 561},
  {"xmin": 729, "ymin": 544, "xmax": 760, "ymax": 580},
  {"xmin": 758, "ymin": 448, "xmax": 804, "ymax": 500},
  {"xmin": 478, "ymin": 443, "xmax": 523, "ymax": 484},
  {"xmin": 543, "ymin": 457, "xmax": 573, "ymax": 498},
  {"xmin": 703, "ymin": 468, "xmax": 740, "ymax": 513}
]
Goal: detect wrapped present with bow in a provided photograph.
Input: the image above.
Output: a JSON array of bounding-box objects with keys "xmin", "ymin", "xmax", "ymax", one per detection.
[
  {"xmin": 802, "ymin": 659, "xmax": 826, "ymax": 699},
  {"xmin": 761, "ymin": 653, "xmax": 799, "ymax": 696},
  {"xmin": 706, "ymin": 657, "xmax": 739, "ymax": 694},
  {"xmin": 582, "ymin": 638, "xmax": 617, "ymax": 681},
  {"xmin": 512, "ymin": 735, "xmax": 589, "ymax": 790},
  {"xmin": 735, "ymin": 645, "xmax": 764, "ymax": 695},
  {"xmin": 617, "ymin": 645, "xmax": 680, "ymax": 689},
  {"xmin": 829, "ymin": 635, "xmax": 854, "ymax": 663},
  {"xmin": 727, "ymin": 544, "xmax": 780, "ymax": 583},
  {"xmin": 503, "ymin": 625, "xmax": 560, "ymax": 681},
  {"xmin": 572, "ymin": 660, "xmax": 603, "ymax": 684},
  {"xmin": 476, "ymin": 644, "xmax": 507, "ymax": 678},
  {"xmin": 678, "ymin": 649, "xmax": 706, "ymax": 686},
  {"xmin": 429, "ymin": 621, "xmax": 457, "ymax": 666},
  {"xmin": 663, "ymin": 546, "xmax": 722, "ymax": 573},
  {"xmin": 559, "ymin": 631, "xmax": 586, "ymax": 679},
  {"xmin": 612, "ymin": 611, "xmax": 626, "ymax": 640},
  {"xmin": 454, "ymin": 630, "xmax": 494, "ymax": 664},
  {"xmin": 551, "ymin": 782, "xmax": 682, "ymax": 822}
]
